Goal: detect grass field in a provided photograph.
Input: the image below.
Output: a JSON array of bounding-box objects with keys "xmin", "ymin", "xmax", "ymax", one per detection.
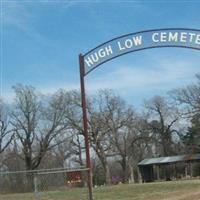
[{"xmin": 1, "ymin": 180, "xmax": 200, "ymax": 200}]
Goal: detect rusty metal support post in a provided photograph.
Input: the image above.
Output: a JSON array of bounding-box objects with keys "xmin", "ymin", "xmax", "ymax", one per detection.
[{"xmin": 79, "ymin": 54, "xmax": 93, "ymax": 200}]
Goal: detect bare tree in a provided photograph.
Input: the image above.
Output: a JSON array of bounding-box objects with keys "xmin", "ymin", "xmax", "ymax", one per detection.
[
  {"xmin": 144, "ymin": 95, "xmax": 180, "ymax": 157},
  {"xmin": 88, "ymin": 90, "xmax": 118, "ymax": 185},
  {"xmin": 0, "ymin": 99, "xmax": 14, "ymax": 154},
  {"xmin": 98, "ymin": 92, "xmax": 152, "ymax": 183},
  {"xmin": 89, "ymin": 112, "xmax": 112, "ymax": 185},
  {"xmin": 11, "ymin": 85, "xmax": 70, "ymax": 170},
  {"xmin": 88, "ymin": 90, "xmax": 140, "ymax": 184},
  {"xmin": 101, "ymin": 94, "xmax": 135, "ymax": 183},
  {"xmin": 170, "ymin": 74, "xmax": 200, "ymax": 116},
  {"xmin": 52, "ymin": 133, "xmax": 74, "ymax": 168},
  {"xmin": 60, "ymin": 90, "xmax": 114, "ymax": 183},
  {"xmin": 63, "ymin": 91, "xmax": 86, "ymax": 167},
  {"xmin": 169, "ymin": 74, "xmax": 200, "ymax": 154},
  {"xmin": 52, "ymin": 130, "xmax": 85, "ymax": 168}
]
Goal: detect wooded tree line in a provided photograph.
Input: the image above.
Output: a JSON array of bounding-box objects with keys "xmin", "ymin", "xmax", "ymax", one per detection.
[{"xmin": 0, "ymin": 75, "xmax": 200, "ymax": 185}]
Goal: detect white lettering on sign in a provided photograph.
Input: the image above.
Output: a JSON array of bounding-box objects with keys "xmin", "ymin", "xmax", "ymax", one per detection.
[
  {"xmin": 188, "ymin": 33, "xmax": 196, "ymax": 42},
  {"xmin": 168, "ymin": 32, "xmax": 178, "ymax": 42},
  {"xmin": 152, "ymin": 33, "xmax": 159, "ymax": 42},
  {"xmin": 196, "ymin": 34, "xmax": 200, "ymax": 44},
  {"xmin": 152, "ymin": 31, "xmax": 200, "ymax": 44},
  {"xmin": 118, "ymin": 35, "xmax": 142, "ymax": 51},
  {"xmin": 85, "ymin": 45, "xmax": 113, "ymax": 67},
  {"xmin": 180, "ymin": 32, "xmax": 187, "ymax": 42}
]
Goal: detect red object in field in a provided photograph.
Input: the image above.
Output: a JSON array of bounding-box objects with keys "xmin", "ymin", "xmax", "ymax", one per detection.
[{"xmin": 66, "ymin": 171, "xmax": 82, "ymax": 185}]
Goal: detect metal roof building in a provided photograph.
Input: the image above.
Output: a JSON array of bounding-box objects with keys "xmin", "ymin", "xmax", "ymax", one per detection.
[
  {"xmin": 138, "ymin": 154, "xmax": 200, "ymax": 182},
  {"xmin": 138, "ymin": 154, "xmax": 200, "ymax": 166}
]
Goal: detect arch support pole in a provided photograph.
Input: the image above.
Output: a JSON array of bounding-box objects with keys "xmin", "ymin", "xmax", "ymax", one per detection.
[{"xmin": 79, "ymin": 54, "xmax": 93, "ymax": 200}]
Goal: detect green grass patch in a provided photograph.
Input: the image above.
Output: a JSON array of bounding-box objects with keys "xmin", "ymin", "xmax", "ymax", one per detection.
[{"xmin": 0, "ymin": 180, "xmax": 200, "ymax": 200}]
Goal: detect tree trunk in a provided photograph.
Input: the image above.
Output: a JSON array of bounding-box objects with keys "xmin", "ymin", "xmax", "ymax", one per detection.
[
  {"xmin": 137, "ymin": 166, "xmax": 142, "ymax": 183},
  {"xmin": 95, "ymin": 146, "xmax": 111, "ymax": 185},
  {"xmin": 122, "ymin": 160, "xmax": 128, "ymax": 183},
  {"xmin": 105, "ymin": 165, "xmax": 111, "ymax": 185},
  {"xmin": 26, "ymin": 172, "xmax": 34, "ymax": 192},
  {"xmin": 129, "ymin": 164, "xmax": 134, "ymax": 183}
]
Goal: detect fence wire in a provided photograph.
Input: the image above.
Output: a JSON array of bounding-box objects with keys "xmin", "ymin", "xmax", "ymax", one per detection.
[{"xmin": 0, "ymin": 168, "xmax": 90, "ymax": 200}]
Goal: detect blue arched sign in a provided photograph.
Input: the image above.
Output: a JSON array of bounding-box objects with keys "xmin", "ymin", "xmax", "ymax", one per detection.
[
  {"xmin": 79, "ymin": 28, "xmax": 200, "ymax": 200},
  {"xmin": 83, "ymin": 28, "xmax": 200, "ymax": 76}
]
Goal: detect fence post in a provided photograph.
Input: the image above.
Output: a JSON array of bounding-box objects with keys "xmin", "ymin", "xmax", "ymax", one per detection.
[{"xmin": 34, "ymin": 173, "xmax": 40, "ymax": 200}]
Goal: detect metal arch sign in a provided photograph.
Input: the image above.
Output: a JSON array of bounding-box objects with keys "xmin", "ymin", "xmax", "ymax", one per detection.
[
  {"xmin": 83, "ymin": 28, "xmax": 200, "ymax": 76},
  {"xmin": 79, "ymin": 28, "xmax": 200, "ymax": 200}
]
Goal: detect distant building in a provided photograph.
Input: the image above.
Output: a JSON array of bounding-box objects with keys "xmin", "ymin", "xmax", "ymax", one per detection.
[{"xmin": 138, "ymin": 154, "xmax": 200, "ymax": 182}]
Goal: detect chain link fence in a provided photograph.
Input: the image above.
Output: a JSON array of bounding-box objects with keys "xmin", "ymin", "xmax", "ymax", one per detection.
[{"xmin": 0, "ymin": 168, "xmax": 90, "ymax": 200}]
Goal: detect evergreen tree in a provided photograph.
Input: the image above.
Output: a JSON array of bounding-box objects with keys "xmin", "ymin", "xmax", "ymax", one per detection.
[{"xmin": 183, "ymin": 114, "xmax": 200, "ymax": 153}]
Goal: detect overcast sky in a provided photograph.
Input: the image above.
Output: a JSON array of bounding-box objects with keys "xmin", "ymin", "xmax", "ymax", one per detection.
[{"xmin": 1, "ymin": 0, "xmax": 200, "ymax": 108}]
